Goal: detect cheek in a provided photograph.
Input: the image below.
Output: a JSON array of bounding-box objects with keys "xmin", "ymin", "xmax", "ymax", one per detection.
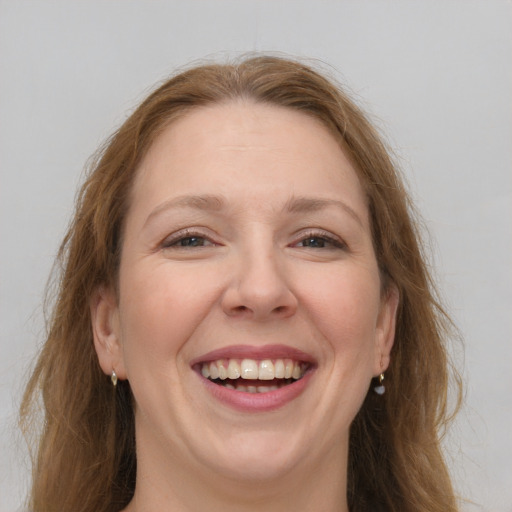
[
  {"xmin": 298, "ymin": 265, "xmax": 382, "ymax": 356},
  {"xmin": 117, "ymin": 264, "xmax": 221, "ymax": 373}
]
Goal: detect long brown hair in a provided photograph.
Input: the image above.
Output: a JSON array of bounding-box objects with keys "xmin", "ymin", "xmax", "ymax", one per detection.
[{"xmin": 20, "ymin": 55, "xmax": 462, "ymax": 512}]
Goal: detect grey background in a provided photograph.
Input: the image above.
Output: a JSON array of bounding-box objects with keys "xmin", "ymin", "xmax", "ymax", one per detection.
[{"xmin": 1, "ymin": 1, "xmax": 511, "ymax": 510}]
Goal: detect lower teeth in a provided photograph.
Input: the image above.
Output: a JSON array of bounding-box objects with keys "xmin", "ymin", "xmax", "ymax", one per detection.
[{"xmin": 214, "ymin": 378, "xmax": 295, "ymax": 393}]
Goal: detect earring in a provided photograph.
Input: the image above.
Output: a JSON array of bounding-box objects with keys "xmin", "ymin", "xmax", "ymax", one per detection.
[
  {"xmin": 373, "ymin": 373, "xmax": 385, "ymax": 395},
  {"xmin": 111, "ymin": 370, "xmax": 118, "ymax": 387}
]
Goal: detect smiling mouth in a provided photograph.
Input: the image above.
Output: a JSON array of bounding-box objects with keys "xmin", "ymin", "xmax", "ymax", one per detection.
[{"xmin": 197, "ymin": 358, "xmax": 310, "ymax": 394}]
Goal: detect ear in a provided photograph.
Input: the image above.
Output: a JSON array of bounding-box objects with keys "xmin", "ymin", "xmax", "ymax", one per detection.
[
  {"xmin": 90, "ymin": 285, "xmax": 127, "ymax": 380},
  {"xmin": 373, "ymin": 284, "xmax": 399, "ymax": 376}
]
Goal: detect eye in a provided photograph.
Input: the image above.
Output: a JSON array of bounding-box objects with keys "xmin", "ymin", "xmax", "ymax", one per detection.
[
  {"xmin": 171, "ymin": 236, "xmax": 211, "ymax": 248},
  {"xmin": 161, "ymin": 229, "xmax": 217, "ymax": 249},
  {"xmin": 294, "ymin": 231, "xmax": 346, "ymax": 250}
]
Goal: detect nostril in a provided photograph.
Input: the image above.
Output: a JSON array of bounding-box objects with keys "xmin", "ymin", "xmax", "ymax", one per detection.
[{"xmin": 232, "ymin": 304, "xmax": 288, "ymax": 316}]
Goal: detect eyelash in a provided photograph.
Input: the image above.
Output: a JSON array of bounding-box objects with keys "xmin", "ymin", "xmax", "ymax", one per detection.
[
  {"xmin": 161, "ymin": 229, "xmax": 217, "ymax": 249},
  {"xmin": 161, "ymin": 229, "xmax": 346, "ymax": 251},
  {"xmin": 292, "ymin": 230, "xmax": 347, "ymax": 250}
]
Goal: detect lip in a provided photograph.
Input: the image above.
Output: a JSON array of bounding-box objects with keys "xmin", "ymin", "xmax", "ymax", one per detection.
[
  {"xmin": 191, "ymin": 344, "xmax": 316, "ymax": 413},
  {"xmin": 190, "ymin": 344, "xmax": 316, "ymax": 366},
  {"xmin": 198, "ymin": 370, "xmax": 314, "ymax": 412}
]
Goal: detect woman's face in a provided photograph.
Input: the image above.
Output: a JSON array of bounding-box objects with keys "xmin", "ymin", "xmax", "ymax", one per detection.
[{"xmin": 93, "ymin": 102, "xmax": 397, "ymax": 484}]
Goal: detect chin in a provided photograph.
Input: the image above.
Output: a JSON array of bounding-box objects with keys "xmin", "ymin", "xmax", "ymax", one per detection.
[{"xmin": 201, "ymin": 430, "xmax": 305, "ymax": 483}]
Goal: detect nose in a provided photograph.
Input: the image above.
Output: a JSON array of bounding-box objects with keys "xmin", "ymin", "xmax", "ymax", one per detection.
[{"xmin": 221, "ymin": 247, "xmax": 298, "ymax": 321}]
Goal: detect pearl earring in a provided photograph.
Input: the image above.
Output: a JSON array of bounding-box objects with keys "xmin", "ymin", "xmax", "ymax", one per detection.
[
  {"xmin": 374, "ymin": 373, "xmax": 385, "ymax": 395},
  {"xmin": 111, "ymin": 370, "xmax": 118, "ymax": 387}
]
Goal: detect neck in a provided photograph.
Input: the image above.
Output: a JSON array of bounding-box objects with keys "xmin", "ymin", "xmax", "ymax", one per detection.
[{"xmin": 122, "ymin": 429, "xmax": 349, "ymax": 512}]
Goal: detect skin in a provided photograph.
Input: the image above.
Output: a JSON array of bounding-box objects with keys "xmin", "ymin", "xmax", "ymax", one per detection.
[{"xmin": 91, "ymin": 101, "xmax": 398, "ymax": 512}]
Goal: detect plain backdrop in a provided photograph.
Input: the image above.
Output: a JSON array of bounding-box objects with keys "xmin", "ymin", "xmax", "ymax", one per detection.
[{"xmin": 1, "ymin": 1, "xmax": 511, "ymax": 510}]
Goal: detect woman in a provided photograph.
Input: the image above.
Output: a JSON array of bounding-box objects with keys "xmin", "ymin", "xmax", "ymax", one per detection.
[{"xmin": 20, "ymin": 55, "xmax": 461, "ymax": 512}]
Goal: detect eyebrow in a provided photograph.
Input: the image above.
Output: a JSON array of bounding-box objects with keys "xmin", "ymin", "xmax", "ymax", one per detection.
[
  {"xmin": 144, "ymin": 194, "xmax": 364, "ymax": 227},
  {"xmin": 144, "ymin": 194, "xmax": 224, "ymax": 226},
  {"xmin": 284, "ymin": 196, "xmax": 364, "ymax": 227}
]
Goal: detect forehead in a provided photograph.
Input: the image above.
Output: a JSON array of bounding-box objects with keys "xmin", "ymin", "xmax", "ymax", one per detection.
[{"xmin": 130, "ymin": 101, "xmax": 368, "ymax": 223}]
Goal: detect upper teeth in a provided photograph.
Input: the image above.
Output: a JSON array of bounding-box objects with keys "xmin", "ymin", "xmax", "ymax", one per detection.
[{"xmin": 200, "ymin": 358, "xmax": 305, "ymax": 381}]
